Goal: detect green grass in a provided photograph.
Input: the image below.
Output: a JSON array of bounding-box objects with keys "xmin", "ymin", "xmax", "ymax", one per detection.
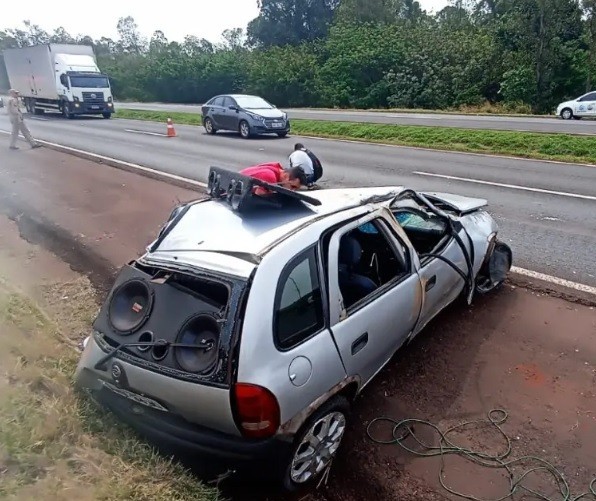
[
  {"xmin": 115, "ymin": 108, "xmax": 596, "ymax": 165},
  {"xmin": 0, "ymin": 276, "xmax": 221, "ymax": 501}
]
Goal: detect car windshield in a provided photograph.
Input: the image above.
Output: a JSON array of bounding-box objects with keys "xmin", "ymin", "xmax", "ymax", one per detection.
[
  {"xmin": 235, "ymin": 96, "xmax": 273, "ymax": 110},
  {"xmin": 69, "ymin": 76, "xmax": 110, "ymax": 88}
]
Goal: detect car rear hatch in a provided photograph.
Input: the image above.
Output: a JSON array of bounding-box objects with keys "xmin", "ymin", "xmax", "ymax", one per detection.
[{"xmin": 75, "ymin": 258, "xmax": 250, "ymax": 436}]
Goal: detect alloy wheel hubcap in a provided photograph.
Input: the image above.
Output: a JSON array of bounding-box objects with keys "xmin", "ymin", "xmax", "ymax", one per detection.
[
  {"xmin": 241, "ymin": 123, "xmax": 249, "ymax": 136},
  {"xmin": 563, "ymin": 110, "xmax": 571, "ymax": 119},
  {"xmin": 205, "ymin": 120, "xmax": 212, "ymax": 132},
  {"xmin": 290, "ymin": 412, "xmax": 346, "ymax": 484}
]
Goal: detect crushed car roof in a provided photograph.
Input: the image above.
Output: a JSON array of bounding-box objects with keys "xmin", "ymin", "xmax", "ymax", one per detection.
[{"xmin": 150, "ymin": 187, "xmax": 403, "ymax": 265}]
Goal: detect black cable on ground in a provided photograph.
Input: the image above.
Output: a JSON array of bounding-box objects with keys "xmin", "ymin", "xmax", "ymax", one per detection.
[{"xmin": 366, "ymin": 409, "xmax": 596, "ymax": 501}]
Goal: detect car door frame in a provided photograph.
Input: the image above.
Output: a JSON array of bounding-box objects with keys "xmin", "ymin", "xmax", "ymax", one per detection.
[
  {"xmin": 389, "ymin": 193, "xmax": 471, "ymax": 337},
  {"xmin": 325, "ymin": 208, "xmax": 423, "ymax": 388}
]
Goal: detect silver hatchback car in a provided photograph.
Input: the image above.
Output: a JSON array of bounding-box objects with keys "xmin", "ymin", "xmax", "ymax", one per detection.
[{"xmin": 75, "ymin": 168, "xmax": 512, "ymax": 491}]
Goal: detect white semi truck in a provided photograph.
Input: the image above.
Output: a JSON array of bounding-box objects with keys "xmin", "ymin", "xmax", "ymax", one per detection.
[{"xmin": 3, "ymin": 44, "xmax": 114, "ymax": 118}]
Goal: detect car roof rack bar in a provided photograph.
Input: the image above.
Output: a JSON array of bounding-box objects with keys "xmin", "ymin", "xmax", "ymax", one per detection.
[{"xmin": 207, "ymin": 166, "xmax": 322, "ymax": 213}]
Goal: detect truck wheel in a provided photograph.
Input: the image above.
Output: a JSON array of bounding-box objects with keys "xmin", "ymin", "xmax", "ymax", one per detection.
[
  {"xmin": 102, "ymin": 113, "xmax": 112, "ymax": 119},
  {"xmin": 62, "ymin": 102, "xmax": 73, "ymax": 119},
  {"xmin": 281, "ymin": 396, "xmax": 350, "ymax": 492},
  {"xmin": 34, "ymin": 106, "xmax": 45, "ymax": 115}
]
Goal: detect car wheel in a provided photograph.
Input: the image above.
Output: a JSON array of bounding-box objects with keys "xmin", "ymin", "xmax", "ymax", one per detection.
[
  {"xmin": 204, "ymin": 117, "xmax": 217, "ymax": 134},
  {"xmin": 560, "ymin": 108, "xmax": 573, "ymax": 120},
  {"xmin": 102, "ymin": 112, "xmax": 112, "ymax": 119},
  {"xmin": 239, "ymin": 120, "xmax": 251, "ymax": 139},
  {"xmin": 277, "ymin": 131, "xmax": 288, "ymax": 138},
  {"xmin": 281, "ymin": 396, "xmax": 350, "ymax": 492},
  {"xmin": 475, "ymin": 240, "xmax": 512, "ymax": 294}
]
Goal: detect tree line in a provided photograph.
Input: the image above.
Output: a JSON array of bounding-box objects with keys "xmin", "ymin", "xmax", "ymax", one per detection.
[{"xmin": 2, "ymin": 0, "xmax": 596, "ymax": 113}]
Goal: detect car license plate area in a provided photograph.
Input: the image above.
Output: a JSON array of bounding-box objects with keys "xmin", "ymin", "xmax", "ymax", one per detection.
[
  {"xmin": 271, "ymin": 122, "xmax": 283, "ymax": 128},
  {"xmin": 91, "ymin": 105, "xmax": 100, "ymax": 109},
  {"xmin": 101, "ymin": 380, "xmax": 167, "ymax": 412}
]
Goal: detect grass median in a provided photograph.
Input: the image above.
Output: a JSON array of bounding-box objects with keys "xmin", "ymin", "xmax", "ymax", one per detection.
[
  {"xmin": 0, "ymin": 275, "xmax": 219, "ymax": 500},
  {"xmin": 115, "ymin": 108, "xmax": 596, "ymax": 165}
]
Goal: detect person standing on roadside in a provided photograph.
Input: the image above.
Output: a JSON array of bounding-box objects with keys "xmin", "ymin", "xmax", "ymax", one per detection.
[
  {"xmin": 7, "ymin": 89, "xmax": 41, "ymax": 150},
  {"xmin": 288, "ymin": 143, "xmax": 323, "ymax": 189}
]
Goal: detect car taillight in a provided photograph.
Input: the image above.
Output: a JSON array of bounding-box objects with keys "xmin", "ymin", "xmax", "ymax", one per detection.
[{"xmin": 233, "ymin": 383, "xmax": 280, "ymax": 439}]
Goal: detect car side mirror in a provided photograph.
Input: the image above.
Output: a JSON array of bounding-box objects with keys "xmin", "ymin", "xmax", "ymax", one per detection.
[{"xmin": 229, "ymin": 105, "xmax": 238, "ymax": 111}]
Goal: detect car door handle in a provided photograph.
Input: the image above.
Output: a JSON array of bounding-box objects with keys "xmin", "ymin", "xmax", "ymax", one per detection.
[
  {"xmin": 425, "ymin": 275, "xmax": 437, "ymax": 291},
  {"xmin": 351, "ymin": 332, "xmax": 368, "ymax": 356}
]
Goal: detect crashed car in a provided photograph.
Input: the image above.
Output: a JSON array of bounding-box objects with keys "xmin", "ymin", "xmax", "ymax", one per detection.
[{"xmin": 75, "ymin": 168, "xmax": 512, "ymax": 491}]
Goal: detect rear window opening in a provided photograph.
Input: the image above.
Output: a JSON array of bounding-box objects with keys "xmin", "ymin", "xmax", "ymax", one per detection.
[
  {"xmin": 169, "ymin": 273, "xmax": 229, "ymax": 309},
  {"xmin": 132, "ymin": 261, "xmax": 229, "ymax": 309}
]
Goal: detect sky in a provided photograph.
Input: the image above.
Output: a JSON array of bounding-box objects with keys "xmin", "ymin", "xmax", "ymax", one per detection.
[{"xmin": 2, "ymin": 0, "xmax": 450, "ymax": 44}]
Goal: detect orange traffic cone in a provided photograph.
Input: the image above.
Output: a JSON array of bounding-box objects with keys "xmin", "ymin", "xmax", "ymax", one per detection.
[{"xmin": 166, "ymin": 118, "xmax": 177, "ymax": 137}]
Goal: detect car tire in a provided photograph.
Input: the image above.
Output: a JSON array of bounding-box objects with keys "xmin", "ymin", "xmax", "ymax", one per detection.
[
  {"xmin": 475, "ymin": 240, "xmax": 512, "ymax": 294},
  {"xmin": 281, "ymin": 396, "xmax": 350, "ymax": 492},
  {"xmin": 102, "ymin": 112, "xmax": 112, "ymax": 119},
  {"xmin": 204, "ymin": 117, "xmax": 217, "ymax": 134},
  {"xmin": 239, "ymin": 120, "xmax": 252, "ymax": 139},
  {"xmin": 277, "ymin": 131, "xmax": 288, "ymax": 138},
  {"xmin": 560, "ymin": 108, "xmax": 573, "ymax": 120}
]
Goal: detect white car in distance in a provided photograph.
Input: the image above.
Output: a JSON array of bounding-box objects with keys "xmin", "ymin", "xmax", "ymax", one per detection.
[{"xmin": 556, "ymin": 91, "xmax": 596, "ymax": 120}]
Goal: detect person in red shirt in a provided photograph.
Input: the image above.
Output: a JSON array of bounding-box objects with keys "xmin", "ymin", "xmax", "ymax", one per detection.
[{"xmin": 240, "ymin": 162, "xmax": 307, "ymax": 196}]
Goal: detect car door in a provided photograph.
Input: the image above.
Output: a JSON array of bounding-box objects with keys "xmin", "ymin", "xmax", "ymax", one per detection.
[
  {"xmin": 207, "ymin": 96, "xmax": 226, "ymax": 128},
  {"xmin": 577, "ymin": 92, "xmax": 596, "ymax": 116},
  {"xmin": 326, "ymin": 210, "xmax": 423, "ymax": 387},
  {"xmin": 221, "ymin": 96, "xmax": 240, "ymax": 130},
  {"xmin": 390, "ymin": 204, "xmax": 469, "ymax": 333}
]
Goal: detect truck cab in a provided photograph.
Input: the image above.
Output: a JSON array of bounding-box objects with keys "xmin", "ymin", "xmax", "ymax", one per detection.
[{"xmin": 56, "ymin": 54, "xmax": 114, "ymax": 118}]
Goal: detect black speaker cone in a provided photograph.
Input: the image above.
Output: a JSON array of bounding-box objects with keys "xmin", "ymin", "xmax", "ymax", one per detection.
[
  {"xmin": 175, "ymin": 315, "xmax": 219, "ymax": 374},
  {"xmin": 108, "ymin": 279, "xmax": 154, "ymax": 334}
]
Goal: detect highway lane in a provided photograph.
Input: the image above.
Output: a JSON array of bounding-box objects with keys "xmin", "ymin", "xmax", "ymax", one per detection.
[
  {"xmin": 2, "ymin": 111, "xmax": 595, "ymax": 287},
  {"xmin": 117, "ymin": 101, "xmax": 596, "ymax": 135}
]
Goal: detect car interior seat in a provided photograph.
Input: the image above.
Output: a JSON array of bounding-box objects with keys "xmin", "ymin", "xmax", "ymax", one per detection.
[{"xmin": 338, "ymin": 235, "xmax": 378, "ymax": 308}]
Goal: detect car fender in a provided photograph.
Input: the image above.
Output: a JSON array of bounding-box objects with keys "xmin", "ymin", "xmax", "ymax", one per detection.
[{"xmin": 278, "ymin": 375, "xmax": 361, "ymax": 437}]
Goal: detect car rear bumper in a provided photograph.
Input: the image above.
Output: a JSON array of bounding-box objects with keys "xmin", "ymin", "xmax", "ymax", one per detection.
[
  {"xmin": 75, "ymin": 335, "xmax": 292, "ymax": 469},
  {"xmin": 87, "ymin": 384, "xmax": 293, "ymax": 466}
]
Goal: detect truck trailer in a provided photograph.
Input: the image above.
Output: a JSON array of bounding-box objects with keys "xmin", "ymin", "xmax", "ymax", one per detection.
[{"xmin": 3, "ymin": 44, "xmax": 114, "ymax": 118}]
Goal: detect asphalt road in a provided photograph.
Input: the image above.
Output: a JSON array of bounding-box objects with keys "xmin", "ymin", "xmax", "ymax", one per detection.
[
  {"xmin": 2, "ymin": 110, "xmax": 595, "ymax": 288},
  {"xmin": 117, "ymin": 101, "xmax": 596, "ymax": 135}
]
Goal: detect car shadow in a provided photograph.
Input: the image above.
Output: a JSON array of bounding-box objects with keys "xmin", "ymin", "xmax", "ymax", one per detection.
[{"xmin": 201, "ymin": 131, "xmax": 291, "ymax": 141}]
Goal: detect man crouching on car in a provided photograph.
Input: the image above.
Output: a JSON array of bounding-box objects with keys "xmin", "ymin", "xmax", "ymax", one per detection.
[{"xmin": 240, "ymin": 162, "xmax": 307, "ymax": 196}]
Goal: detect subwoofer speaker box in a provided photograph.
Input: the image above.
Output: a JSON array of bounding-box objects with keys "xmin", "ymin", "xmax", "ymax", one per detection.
[{"xmin": 93, "ymin": 263, "xmax": 223, "ymax": 375}]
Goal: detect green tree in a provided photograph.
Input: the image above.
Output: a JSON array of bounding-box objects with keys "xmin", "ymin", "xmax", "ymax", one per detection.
[{"xmin": 247, "ymin": 0, "xmax": 340, "ymax": 47}]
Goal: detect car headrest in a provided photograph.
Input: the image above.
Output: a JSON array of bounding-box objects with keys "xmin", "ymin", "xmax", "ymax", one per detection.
[{"xmin": 339, "ymin": 235, "xmax": 362, "ymax": 266}]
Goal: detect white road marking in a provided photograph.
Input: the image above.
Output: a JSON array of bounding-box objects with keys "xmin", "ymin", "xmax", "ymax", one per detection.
[
  {"xmin": 413, "ymin": 171, "xmax": 596, "ymax": 201},
  {"xmin": 1, "ymin": 128, "xmax": 595, "ymax": 296},
  {"xmin": 512, "ymin": 267, "xmax": 596, "ymax": 296},
  {"xmin": 0, "ymin": 130, "xmax": 206, "ymax": 188},
  {"xmin": 124, "ymin": 129, "xmax": 169, "ymax": 137}
]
